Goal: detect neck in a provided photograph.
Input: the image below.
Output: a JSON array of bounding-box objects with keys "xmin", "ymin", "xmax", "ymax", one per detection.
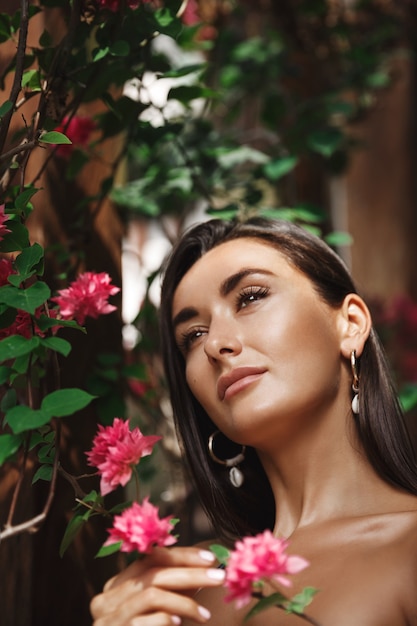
[{"xmin": 257, "ymin": 409, "xmax": 394, "ymax": 538}]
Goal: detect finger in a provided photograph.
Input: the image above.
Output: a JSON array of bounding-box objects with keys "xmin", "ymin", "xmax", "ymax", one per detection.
[
  {"xmin": 130, "ymin": 613, "xmax": 182, "ymax": 626},
  {"xmin": 104, "ymin": 546, "xmax": 217, "ymax": 590},
  {"xmin": 92, "ymin": 566, "xmax": 225, "ymax": 617},
  {"xmin": 93, "ymin": 587, "xmax": 212, "ymax": 625}
]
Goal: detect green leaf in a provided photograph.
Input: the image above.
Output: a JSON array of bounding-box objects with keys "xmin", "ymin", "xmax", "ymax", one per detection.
[
  {"xmin": 59, "ymin": 512, "xmax": 88, "ymax": 557},
  {"xmin": 0, "ymin": 335, "xmax": 40, "ymax": 361},
  {"xmin": 96, "ymin": 541, "xmax": 123, "ymax": 558},
  {"xmin": 32, "ymin": 464, "xmax": 53, "ymax": 483},
  {"xmin": 206, "ymin": 206, "xmax": 239, "ymax": 220},
  {"xmin": 284, "ymin": 587, "xmax": 319, "ymax": 614},
  {"xmin": 6, "ymin": 405, "xmax": 50, "ymax": 433},
  {"xmin": 12, "ymin": 352, "xmax": 32, "ymax": 374},
  {"xmin": 0, "ymin": 100, "xmax": 13, "ymax": 118},
  {"xmin": 0, "ymin": 281, "xmax": 50, "ymax": 314},
  {"xmin": 0, "ymin": 364, "xmax": 12, "ymax": 384},
  {"xmin": 209, "ymin": 544, "xmax": 230, "ymax": 566},
  {"xmin": 162, "ymin": 63, "xmax": 206, "ymax": 78},
  {"xmin": 35, "ymin": 315, "xmax": 85, "ymax": 333},
  {"xmin": 153, "ymin": 7, "xmax": 175, "ymax": 27},
  {"xmin": 0, "ymin": 221, "xmax": 30, "ymax": 252},
  {"xmin": 366, "ymin": 71, "xmax": 390, "ymax": 88},
  {"xmin": 168, "ymin": 85, "xmax": 217, "ymax": 104},
  {"xmin": 308, "ymin": 127, "xmax": 344, "ymax": 158},
  {"xmin": 92, "ymin": 46, "xmax": 109, "ymax": 62},
  {"xmin": 0, "ymin": 388, "xmax": 16, "ymax": 412},
  {"xmin": 0, "ymin": 433, "xmax": 23, "ymax": 464},
  {"xmin": 15, "ymin": 187, "xmax": 40, "ymax": 211},
  {"xmin": 21, "ymin": 69, "xmax": 41, "ymax": 91},
  {"xmin": 39, "ymin": 131, "xmax": 72, "ymax": 145},
  {"xmin": 41, "ymin": 388, "xmax": 96, "ymax": 418},
  {"xmin": 39, "ymin": 28, "xmax": 53, "ymax": 47},
  {"xmin": 263, "ymin": 156, "xmax": 298, "ymax": 181},
  {"xmin": 7, "ymin": 242, "xmax": 44, "ymax": 286},
  {"xmin": 400, "ymin": 384, "xmax": 417, "ymax": 413},
  {"xmin": 109, "ymin": 40, "xmax": 130, "ymax": 57},
  {"xmin": 39, "ymin": 336, "xmax": 72, "ymax": 357},
  {"xmin": 244, "ymin": 592, "xmax": 289, "ymax": 621},
  {"xmin": 324, "ymin": 231, "xmax": 353, "ymax": 247}
]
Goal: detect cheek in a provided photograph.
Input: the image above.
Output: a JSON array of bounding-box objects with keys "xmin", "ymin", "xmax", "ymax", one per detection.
[
  {"xmin": 185, "ymin": 357, "xmax": 206, "ymax": 400},
  {"xmin": 185, "ymin": 357, "xmax": 219, "ymax": 415}
]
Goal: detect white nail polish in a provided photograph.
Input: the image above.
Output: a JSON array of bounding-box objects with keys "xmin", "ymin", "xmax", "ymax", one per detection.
[
  {"xmin": 206, "ymin": 568, "xmax": 225, "ymax": 581},
  {"xmin": 172, "ymin": 617, "xmax": 182, "ymax": 625},
  {"xmin": 198, "ymin": 606, "xmax": 211, "ymax": 620},
  {"xmin": 199, "ymin": 550, "xmax": 215, "ymax": 562}
]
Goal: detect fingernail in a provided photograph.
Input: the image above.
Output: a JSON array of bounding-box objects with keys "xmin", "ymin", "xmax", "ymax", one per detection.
[
  {"xmin": 199, "ymin": 550, "xmax": 215, "ymax": 563},
  {"xmin": 198, "ymin": 606, "xmax": 211, "ymax": 620},
  {"xmin": 206, "ymin": 568, "xmax": 225, "ymax": 581},
  {"xmin": 172, "ymin": 617, "xmax": 182, "ymax": 625}
]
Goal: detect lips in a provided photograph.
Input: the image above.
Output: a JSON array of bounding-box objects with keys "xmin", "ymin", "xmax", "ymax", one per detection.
[{"xmin": 217, "ymin": 367, "xmax": 267, "ymax": 401}]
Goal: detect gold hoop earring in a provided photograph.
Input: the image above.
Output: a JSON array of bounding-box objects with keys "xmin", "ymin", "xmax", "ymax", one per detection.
[
  {"xmin": 351, "ymin": 350, "xmax": 360, "ymax": 415},
  {"xmin": 208, "ymin": 430, "xmax": 246, "ymax": 488}
]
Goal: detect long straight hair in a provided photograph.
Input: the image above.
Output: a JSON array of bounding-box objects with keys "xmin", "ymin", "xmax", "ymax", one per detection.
[{"xmin": 159, "ymin": 218, "xmax": 417, "ymax": 544}]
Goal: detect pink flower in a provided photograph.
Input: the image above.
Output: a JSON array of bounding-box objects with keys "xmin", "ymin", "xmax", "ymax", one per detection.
[
  {"xmin": 86, "ymin": 417, "xmax": 161, "ymax": 495},
  {"xmin": 224, "ymin": 530, "xmax": 309, "ymax": 609},
  {"xmin": 0, "ymin": 306, "xmax": 61, "ymax": 340},
  {"xmin": 181, "ymin": 0, "xmax": 200, "ymax": 25},
  {"xmin": 105, "ymin": 497, "xmax": 177, "ymax": 553},
  {"xmin": 180, "ymin": 0, "xmax": 217, "ymax": 41},
  {"xmin": 51, "ymin": 271, "xmax": 120, "ymax": 325},
  {"xmin": 0, "ymin": 204, "xmax": 11, "ymax": 242},
  {"xmin": 0, "ymin": 258, "xmax": 15, "ymax": 286},
  {"xmin": 55, "ymin": 115, "xmax": 96, "ymax": 158}
]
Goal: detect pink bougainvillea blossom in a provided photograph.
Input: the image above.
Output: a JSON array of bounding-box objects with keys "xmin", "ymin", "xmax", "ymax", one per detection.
[
  {"xmin": 51, "ymin": 271, "xmax": 120, "ymax": 325},
  {"xmin": 105, "ymin": 497, "xmax": 177, "ymax": 553},
  {"xmin": 0, "ymin": 258, "xmax": 15, "ymax": 286},
  {"xmin": 86, "ymin": 417, "xmax": 161, "ymax": 495},
  {"xmin": 180, "ymin": 0, "xmax": 217, "ymax": 41},
  {"xmin": 0, "ymin": 306, "xmax": 61, "ymax": 341},
  {"xmin": 0, "ymin": 204, "xmax": 11, "ymax": 241},
  {"xmin": 0, "ymin": 310, "xmax": 32, "ymax": 340},
  {"xmin": 55, "ymin": 115, "xmax": 96, "ymax": 157},
  {"xmin": 224, "ymin": 530, "xmax": 309, "ymax": 609}
]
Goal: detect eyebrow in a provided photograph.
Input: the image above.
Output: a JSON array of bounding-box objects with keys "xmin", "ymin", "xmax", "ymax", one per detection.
[{"xmin": 172, "ymin": 268, "xmax": 274, "ymax": 329}]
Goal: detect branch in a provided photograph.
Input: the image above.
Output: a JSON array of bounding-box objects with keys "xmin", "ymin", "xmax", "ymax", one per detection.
[
  {"xmin": 5, "ymin": 437, "xmax": 30, "ymax": 527},
  {"xmin": 0, "ymin": 420, "xmax": 61, "ymax": 543},
  {"xmin": 0, "ymin": 0, "xmax": 30, "ymax": 154},
  {"xmin": 0, "ymin": 139, "xmax": 38, "ymax": 163}
]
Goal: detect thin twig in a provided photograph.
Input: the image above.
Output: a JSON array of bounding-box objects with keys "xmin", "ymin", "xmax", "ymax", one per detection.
[
  {"xmin": 0, "ymin": 0, "xmax": 29, "ymax": 154},
  {"xmin": 0, "ymin": 139, "xmax": 38, "ymax": 163},
  {"xmin": 5, "ymin": 437, "xmax": 30, "ymax": 527},
  {"xmin": 58, "ymin": 465, "xmax": 88, "ymax": 500},
  {"xmin": 0, "ymin": 421, "xmax": 61, "ymax": 542}
]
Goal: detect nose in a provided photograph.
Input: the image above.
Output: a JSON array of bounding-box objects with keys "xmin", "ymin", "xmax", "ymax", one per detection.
[{"xmin": 204, "ymin": 317, "xmax": 242, "ymax": 362}]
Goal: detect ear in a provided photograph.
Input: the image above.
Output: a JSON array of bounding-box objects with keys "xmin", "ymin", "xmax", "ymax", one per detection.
[{"xmin": 338, "ymin": 293, "xmax": 372, "ymax": 359}]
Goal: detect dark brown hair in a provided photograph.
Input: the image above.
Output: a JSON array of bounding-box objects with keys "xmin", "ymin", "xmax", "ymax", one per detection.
[{"xmin": 160, "ymin": 218, "xmax": 417, "ymax": 544}]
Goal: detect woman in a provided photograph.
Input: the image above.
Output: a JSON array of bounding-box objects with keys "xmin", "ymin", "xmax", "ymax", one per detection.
[{"xmin": 91, "ymin": 218, "xmax": 417, "ymax": 626}]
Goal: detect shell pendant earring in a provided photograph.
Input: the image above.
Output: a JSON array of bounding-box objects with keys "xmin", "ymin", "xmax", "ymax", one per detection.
[
  {"xmin": 208, "ymin": 430, "xmax": 246, "ymax": 488},
  {"xmin": 351, "ymin": 350, "xmax": 360, "ymax": 415}
]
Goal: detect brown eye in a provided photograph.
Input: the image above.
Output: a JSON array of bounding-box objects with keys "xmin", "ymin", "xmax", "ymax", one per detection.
[
  {"xmin": 179, "ymin": 328, "xmax": 206, "ymax": 352},
  {"xmin": 237, "ymin": 286, "xmax": 269, "ymax": 310}
]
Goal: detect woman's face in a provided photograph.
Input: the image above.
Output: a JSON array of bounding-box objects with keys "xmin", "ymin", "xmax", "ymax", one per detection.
[{"xmin": 172, "ymin": 238, "xmax": 350, "ymax": 449}]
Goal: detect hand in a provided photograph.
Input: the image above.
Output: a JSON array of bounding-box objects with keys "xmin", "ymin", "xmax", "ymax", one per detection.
[{"xmin": 90, "ymin": 546, "xmax": 226, "ymax": 625}]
